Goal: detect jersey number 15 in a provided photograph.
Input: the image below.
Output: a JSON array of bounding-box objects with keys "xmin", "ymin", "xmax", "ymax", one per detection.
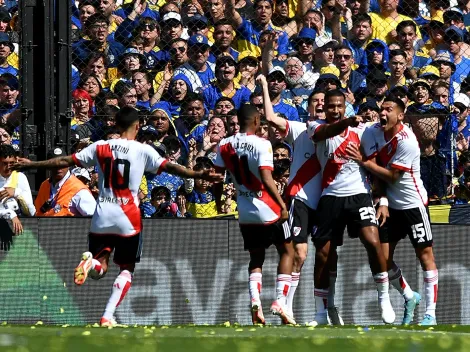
[{"xmin": 103, "ymin": 158, "xmax": 130, "ymax": 189}]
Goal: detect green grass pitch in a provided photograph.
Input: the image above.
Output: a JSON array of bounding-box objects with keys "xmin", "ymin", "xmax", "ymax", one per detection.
[{"xmin": 0, "ymin": 324, "xmax": 469, "ymax": 352}]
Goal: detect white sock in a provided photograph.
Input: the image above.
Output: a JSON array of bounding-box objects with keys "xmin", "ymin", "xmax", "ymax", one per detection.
[
  {"xmin": 328, "ymin": 271, "xmax": 337, "ymax": 308},
  {"xmin": 286, "ymin": 272, "xmax": 300, "ymax": 314},
  {"xmin": 89, "ymin": 259, "xmax": 104, "ymax": 280},
  {"xmin": 249, "ymin": 273, "xmax": 262, "ymax": 302},
  {"xmin": 424, "ymin": 269, "xmax": 438, "ymax": 317},
  {"xmin": 276, "ymin": 274, "xmax": 291, "ymax": 305},
  {"xmin": 314, "ymin": 288, "xmax": 328, "ymax": 316},
  {"xmin": 373, "ymin": 272, "xmax": 390, "ymax": 305},
  {"xmin": 103, "ymin": 270, "xmax": 133, "ymax": 320},
  {"xmin": 388, "ymin": 263, "xmax": 414, "ymax": 301}
]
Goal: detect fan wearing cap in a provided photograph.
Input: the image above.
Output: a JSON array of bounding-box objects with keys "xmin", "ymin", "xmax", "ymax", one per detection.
[
  {"xmin": 266, "ymin": 67, "xmax": 301, "ymax": 122},
  {"xmin": 173, "ymin": 34, "xmax": 216, "ymax": 92},
  {"xmin": 72, "ymin": 14, "xmax": 125, "ymax": 68},
  {"xmin": 418, "ymin": 65, "xmax": 440, "ymax": 86},
  {"xmin": 409, "ymin": 79, "xmax": 433, "ymax": 105},
  {"xmin": 444, "ymin": 26, "xmax": 470, "ymax": 83},
  {"xmin": 0, "ymin": 75, "xmax": 19, "ymax": 118},
  {"xmin": 186, "ymin": 14, "xmax": 212, "ymax": 42},
  {"xmin": 430, "ymin": 51, "xmax": 461, "ymax": 93},
  {"xmin": 0, "ymin": 144, "xmax": 35, "ymax": 218},
  {"xmin": 291, "ymin": 28, "xmax": 316, "ymax": 72},
  {"xmin": 34, "ymin": 147, "xmax": 96, "ymax": 217},
  {"xmin": 452, "ymin": 93, "xmax": 470, "ymax": 148},
  {"xmin": 0, "ymin": 33, "xmax": 17, "ymax": 77},
  {"xmin": 225, "ymin": 0, "xmax": 289, "ymax": 58},
  {"xmin": 313, "ymin": 39, "xmax": 338, "ymax": 73},
  {"xmin": 208, "ymin": 19, "xmax": 240, "ymax": 64},
  {"xmin": 354, "ymin": 69, "xmax": 389, "ymax": 107},
  {"xmin": 115, "ymin": 17, "xmax": 161, "ymax": 69},
  {"xmin": 368, "ymin": 0, "xmax": 422, "ymax": 45},
  {"xmin": 238, "ymin": 51, "xmax": 261, "ymax": 92},
  {"xmin": 358, "ymin": 98, "xmax": 380, "ymax": 124},
  {"xmin": 202, "ymin": 55, "xmax": 251, "ymax": 111}
]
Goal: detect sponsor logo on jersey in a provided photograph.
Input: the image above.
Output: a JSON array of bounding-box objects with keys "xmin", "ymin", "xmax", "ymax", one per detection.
[
  {"xmin": 99, "ymin": 196, "xmax": 130, "ymax": 205},
  {"xmin": 238, "ymin": 190, "xmax": 262, "ymax": 198}
]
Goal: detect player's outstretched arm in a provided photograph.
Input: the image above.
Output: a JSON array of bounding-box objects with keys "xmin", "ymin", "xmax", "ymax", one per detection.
[
  {"xmin": 346, "ymin": 144, "xmax": 402, "ymax": 183},
  {"xmin": 259, "ymin": 168, "xmax": 288, "ymax": 222},
  {"xmin": 256, "ymin": 75, "xmax": 288, "ymax": 133},
  {"xmin": 163, "ymin": 162, "xmax": 225, "ymax": 182},
  {"xmin": 312, "ymin": 115, "xmax": 362, "ymax": 142},
  {"xmin": 12, "ymin": 156, "xmax": 76, "ymax": 171}
]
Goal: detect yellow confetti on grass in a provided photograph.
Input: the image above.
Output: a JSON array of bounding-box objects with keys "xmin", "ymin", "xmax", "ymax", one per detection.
[
  {"xmin": 35, "ymin": 321, "xmax": 43, "ymax": 326},
  {"xmin": 249, "ymin": 328, "xmax": 256, "ymax": 332},
  {"xmin": 161, "ymin": 326, "xmax": 169, "ymax": 329},
  {"xmin": 42, "ymin": 296, "xmax": 47, "ymax": 301},
  {"xmin": 223, "ymin": 321, "xmax": 231, "ymax": 327},
  {"xmin": 235, "ymin": 328, "xmax": 243, "ymax": 332},
  {"xmin": 59, "ymin": 308, "xmax": 64, "ymax": 314},
  {"xmin": 82, "ymin": 331, "xmax": 91, "ymax": 336}
]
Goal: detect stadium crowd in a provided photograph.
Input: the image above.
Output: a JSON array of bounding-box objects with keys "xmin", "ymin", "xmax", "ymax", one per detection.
[{"xmin": 4, "ymin": 0, "xmax": 470, "ymax": 220}]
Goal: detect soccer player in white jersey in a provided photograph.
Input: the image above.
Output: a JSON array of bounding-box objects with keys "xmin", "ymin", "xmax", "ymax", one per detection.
[
  {"xmin": 346, "ymin": 96, "xmax": 438, "ymax": 326},
  {"xmin": 13, "ymin": 107, "xmax": 223, "ymax": 327},
  {"xmin": 307, "ymin": 89, "xmax": 395, "ymax": 324},
  {"xmin": 261, "ymin": 80, "xmax": 343, "ymax": 325},
  {"xmin": 214, "ymin": 91, "xmax": 294, "ymax": 325}
]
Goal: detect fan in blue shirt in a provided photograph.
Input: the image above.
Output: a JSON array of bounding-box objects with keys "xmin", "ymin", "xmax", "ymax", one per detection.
[
  {"xmin": 202, "ymin": 55, "xmax": 251, "ymax": 111},
  {"xmin": 266, "ymin": 68, "xmax": 300, "ymax": 121}
]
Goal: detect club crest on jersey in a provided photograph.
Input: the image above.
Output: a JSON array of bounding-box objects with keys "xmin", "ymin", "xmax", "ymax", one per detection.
[{"xmin": 293, "ymin": 227, "xmax": 301, "ymax": 237}]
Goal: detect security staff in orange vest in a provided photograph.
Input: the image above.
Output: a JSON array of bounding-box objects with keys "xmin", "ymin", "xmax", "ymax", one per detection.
[{"xmin": 35, "ymin": 147, "xmax": 96, "ymax": 217}]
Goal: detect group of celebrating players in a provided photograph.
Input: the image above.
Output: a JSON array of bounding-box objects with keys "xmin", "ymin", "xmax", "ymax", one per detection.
[{"xmin": 13, "ymin": 73, "xmax": 438, "ymax": 327}]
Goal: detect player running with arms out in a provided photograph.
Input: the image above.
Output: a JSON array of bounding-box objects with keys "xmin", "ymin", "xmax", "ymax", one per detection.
[
  {"xmin": 307, "ymin": 89, "xmax": 395, "ymax": 325},
  {"xmin": 213, "ymin": 99, "xmax": 295, "ymax": 325},
  {"xmin": 260, "ymin": 76, "xmax": 343, "ymax": 325},
  {"xmin": 346, "ymin": 96, "xmax": 438, "ymax": 326},
  {"xmin": 13, "ymin": 107, "xmax": 223, "ymax": 327}
]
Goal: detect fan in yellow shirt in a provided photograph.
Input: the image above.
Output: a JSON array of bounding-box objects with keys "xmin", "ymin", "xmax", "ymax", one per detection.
[{"xmin": 369, "ymin": 0, "xmax": 422, "ymax": 44}]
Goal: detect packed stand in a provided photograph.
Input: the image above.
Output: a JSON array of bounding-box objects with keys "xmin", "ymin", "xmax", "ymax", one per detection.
[{"xmin": 67, "ymin": 0, "xmax": 470, "ymax": 215}]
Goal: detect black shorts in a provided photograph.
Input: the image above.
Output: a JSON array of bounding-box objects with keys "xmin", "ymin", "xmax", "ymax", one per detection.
[
  {"xmin": 379, "ymin": 206, "xmax": 433, "ymax": 248},
  {"xmin": 312, "ymin": 194, "xmax": 378, "ymax": 245},
  {"xmin": 240, "ymin": 221, "xmax": 290, "ymax": 251},
  {"xmin": 88, "ymin": 232, "xmax": 143, "ymax": 265},
  {"xmin": 288, "ymin": 199, "xmax": 316, "ymax": 244}
]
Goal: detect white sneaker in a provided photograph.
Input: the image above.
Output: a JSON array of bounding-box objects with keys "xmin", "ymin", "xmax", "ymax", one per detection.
[
  {"xmin": 380, "ymin": 299, "xmax": 396, "ymax": 324},
  {"xmin": 328, "ymin": 306, "xmax": 344, "ymax": 325},
  {"xmin": 307, "ymin": 312, "xmax": 329, "ymax": 327}
]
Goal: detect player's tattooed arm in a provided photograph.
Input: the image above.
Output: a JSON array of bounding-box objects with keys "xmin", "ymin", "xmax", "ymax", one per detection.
[
  {"xmin": 312, "ymin": 115, "xmax": 363, "ymax": 142},
  {"xmin": 12, "ymin": 156, "xmax": 75, "ymax": 171}
]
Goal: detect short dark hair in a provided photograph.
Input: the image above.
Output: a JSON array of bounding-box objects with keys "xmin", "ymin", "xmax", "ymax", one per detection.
[
  {"xmin": 0, "ymin": 144, "xmax": 16, "ymax": 159},
  {"xmin": 273, "ymin": 142, "xmax": 291, "ymax": 156},
  {"xmin": 308, "ymin": 89, "xmax": 325, "ymax": 107},
  {"xmin": 352, "ymin": 13, "xmax": 372, "ymax": 26},
  {"xmin": 181, "ymin": 93, "xmax": 204, "ymax": 112},
  {"xmin": 115, "ymin": 106, "xmax": 140, "ymax": 130},
  {"xmin": 162, "ymin": 135, "xmax": 181, "ymax": 153},
  {"xmin": 273, "ymin": 158, "xmax": 291, "ymax": 179},
  {"xmin": 215, "ymin": 96, "xmax": 235, "ymax": 108},
  {"xmin": 396, "ymin": 20, "xmax": 417, "ymax": 34},
  {"xmin": 238, "ymin": 104, "xmax": 260, "ymax": 129},
  {"xmin": 389, "ymin": 49, "xmax": 407, "ymax": 59},
  {"xmin": 102, "ymin": 125, "xmax": 120, "ymax": 139},
  {"xmin": 114, "ymin": 81, "xmax": 135, "ymax": 98},
  {"xmin": 151, "ymin": 186, "xmax": 171, "ymax": 201},
  {"xmin": 85, "ymin": 13, "xmax": 110, "ymax": 28},
  {"xmin": 382, "ymin": 96, "xmax": 406, "ymax": 112},
  {"xmin": 95, "ymin": 91, "xmax": 119, "ymax": 110},
  {"xmin": 214, "ymin": 19, "xmax": 234, "ymax": 29},
  {"xmin": 97, "ymin": 104, "xmax": 120, "ymax": 120},
  {"xmin": 325, "ymin": 89, "xmax": 345, "ymax": 102}
]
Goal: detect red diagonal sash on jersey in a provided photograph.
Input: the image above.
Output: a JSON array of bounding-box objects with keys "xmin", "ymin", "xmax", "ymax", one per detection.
[
  {"xmin": 96, "ymin": 144, "xmax": 141, "ymax": 234},
  {"xmin": 285, "ymin": 154, "xmax": 321, "ymax": 203},
  {"xmin": 322, "ymin": 131, "xmax": 360, "ymax": 190},
  {"xmin": 220, "ymin": 143, "xmax": 281, "ymax": 216}
]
